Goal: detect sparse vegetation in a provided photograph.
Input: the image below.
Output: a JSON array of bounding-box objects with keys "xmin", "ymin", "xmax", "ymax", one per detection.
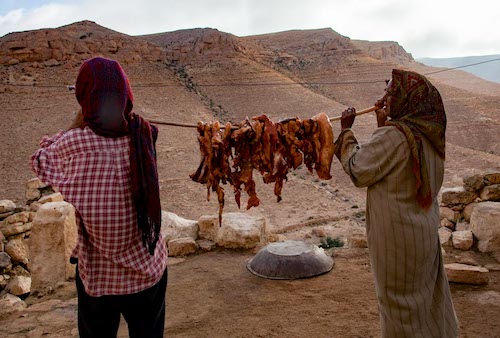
[{"xmin": 318, "ymin": 236, "xmax": 344, "ymax": 249}]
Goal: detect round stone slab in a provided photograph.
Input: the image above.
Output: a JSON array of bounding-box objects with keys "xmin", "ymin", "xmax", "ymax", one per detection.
[{"xmin": 247, "ymin": 240, "xmax": 334, "ymax": 280}]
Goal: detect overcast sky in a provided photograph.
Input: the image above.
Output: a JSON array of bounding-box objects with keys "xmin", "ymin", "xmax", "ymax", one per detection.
[{"xmin": 0, "ymin": 0, "xmax": 499, "ymax": 58}]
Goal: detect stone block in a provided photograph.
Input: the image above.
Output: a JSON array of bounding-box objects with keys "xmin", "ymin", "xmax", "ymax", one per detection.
[
  {"xmin": 38, "ymin": 192, "xmax": 64, "ymax": 204},
  {"xmin": 479, "ymin": 184, "xmax": 500, "ymax": 202},
  {"xmin": 0, "ymin": 200, "xmax": 16, "ymax": 213},
  {"xmin": 1, "ymin": 211, "xmax": 30, "ymax": 225},
  {"xmin": 30, "ymin": 202, "xmax": 77, "ymax": 293},
  {"xmin": 438, "ymin": 227, "xmax": 452, "ymax": 246},
  {"xmin": 1, "ymin": 222, "xmax": 33, "ymax": 237},
  {"xmin": 440, "ymin": 218, "xmax": 454, "ymax": 230},
  {"xmin": 216, "ymin": 213, "xmax": 266, "ymax": 249},
  {"xmin": 484, "ymin": 170, "xmax": 500, "ymax": 185},
  {"xmin": 445, "ymin": 263, "xmax": 489, "ymax": 285},
  {"xmin": 441, "ymin": 187, "xmax": 477, "ymax": 206},
  {"xmin": 6, "ymin": 275, "xmax": 31, "ymax": 295},
  {"xmin": 198, "ymin": 215, "xmax": 219, "ymax": 241},
  {"xmin": 167, "ymin": 237, "xmax": 199, "ymax": 257},
  {"xmin": 26, "ymin": 177, "xmax": 47, "ymax": 189},
  {"xmin": 26, "ymin": 188, "xmax": 41, "ymax": 201},
  {"xmin": 440, "ymin": 206, "xmax": 460, "ymax": 223},
  {"xmin": 5, "ymin": 238, "xmax": 29, "ymax": 265},
  {"xmin": 470, "ymin": 202, "xmax": 500, "ymax": 253},
  {"xmin": 452, "ymin": 230, "xmax": 474, "ymax": 250},
  {"xmin": 462, "ymin": 202, "xmax": 476, "ymax": 222},
  {"xmin": 161, "ymin": 211, "xmax": 198, "ymax": 242},
  {"xmin": 463, "ymin": 174, "xmax": 485, "ymax": 192}
]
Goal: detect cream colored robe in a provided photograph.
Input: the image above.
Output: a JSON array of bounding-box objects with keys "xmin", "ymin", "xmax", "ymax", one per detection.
[{"xmin": 336, "ymin": 126, "xmax": 458, "ymax": 338}]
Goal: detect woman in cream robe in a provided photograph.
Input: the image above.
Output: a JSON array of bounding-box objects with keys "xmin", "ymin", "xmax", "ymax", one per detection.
[{"xmin": 335, "ymin": 69, "xmax": 458, "ymax": 337}]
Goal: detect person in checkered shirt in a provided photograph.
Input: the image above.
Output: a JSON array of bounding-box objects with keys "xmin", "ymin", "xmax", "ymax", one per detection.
[{"xmin": 32, "ymin": 57, "xmax": 168, "ymax": 338}]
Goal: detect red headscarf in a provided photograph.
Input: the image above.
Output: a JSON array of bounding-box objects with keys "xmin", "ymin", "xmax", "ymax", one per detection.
[
  {"xmin": 75, "ymin": 57, "xmax": 161, "ymax": 255},
  {"xmin": 385, "ymin": 69, "xmax": 446, "ymax": 210}
]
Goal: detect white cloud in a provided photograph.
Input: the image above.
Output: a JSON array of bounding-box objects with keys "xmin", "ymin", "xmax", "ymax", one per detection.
[
  {"xmin": 0, "ymin": 8, "xmax": 24, "ymax": 27},
  {"xmin": 0, "ymin": 0, "xmax": 499, "ymax": 58}
]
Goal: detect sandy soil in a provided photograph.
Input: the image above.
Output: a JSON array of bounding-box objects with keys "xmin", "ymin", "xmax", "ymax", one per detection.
[{"xmin": 0, "ymin": 248, "xmax": 499, "ymax": 337}]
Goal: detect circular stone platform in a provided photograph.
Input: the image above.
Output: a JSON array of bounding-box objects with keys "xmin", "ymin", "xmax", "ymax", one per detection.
[{"xmin": 247, "ymin": 240, "xmax": 334, "ymax": 279}]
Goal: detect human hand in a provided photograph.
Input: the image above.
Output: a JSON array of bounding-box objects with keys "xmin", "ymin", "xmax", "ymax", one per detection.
[
  {"xmin": 340, "ymin": 107, "xmax": 356, "ymax": 130},
  {"xmin": 374, "ymin": 97, "xmax": 388, "ymax": 127},
  {"xmin": 375, "ymin": 108, "xmax": 388, "ymax": 128},
  {"xmin": 68, "ymin": 109, "xmax": 86, "ymax": 130},
  {"xmin": 374, "ymin": 97, "xmax": 386, "ymax": 109}
]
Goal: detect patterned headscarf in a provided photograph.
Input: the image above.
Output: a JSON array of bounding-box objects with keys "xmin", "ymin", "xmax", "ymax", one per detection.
[
  {"xmin": 385, "ymin": 69, "xmax": 446, "ymax": 210},
  {"xmin": 75, "ymin": 57, "xmax": 161, "ymax": 255}
]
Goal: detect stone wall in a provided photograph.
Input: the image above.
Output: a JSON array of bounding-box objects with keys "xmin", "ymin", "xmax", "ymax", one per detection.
[
  {"xmin": 0, "ymin": 178, "xmax": 68, "ymax": 310},
  {"xmin": 440, "ymin": 170, "xmax": 500, "ymax": 285},
  {"xmin": 439, "ymin": 170, "xmax": 500, "ymax": 251}
]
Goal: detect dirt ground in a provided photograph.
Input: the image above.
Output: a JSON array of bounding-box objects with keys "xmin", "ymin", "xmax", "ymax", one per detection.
[{"xmin": 0, "ymin": 248, "xmax": 499, "ymax": 338}]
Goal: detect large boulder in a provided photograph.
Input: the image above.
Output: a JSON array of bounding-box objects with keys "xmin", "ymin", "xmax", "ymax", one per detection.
[
  {"xmin": 218, "ymin": 213, "xmax": 266, "ymax": 249},
  {"xmin": 470, "ymin": 202, "xmax": 500, "ymax": 253},
  {"xmin": 198, "ymin": 213, "xmax": 266, "ymax": 249},
  {"xmin": 29, "ymin": 202, "xmax": 77, "ymax": 293},
  {"xmin": 161, "ymin": 211, "xmax": 198, "ymax": 242}
]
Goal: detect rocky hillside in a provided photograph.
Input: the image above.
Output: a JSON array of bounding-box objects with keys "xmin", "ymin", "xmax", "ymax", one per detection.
[
  {"xmin": 0, "ymin": 21, "xmax": 164, "ymax": 67},
  {"xmin": 141, "ymin": 28, "xmax": 252, "ymax": 62},
  {"xmin": 352, "ymin": 40, "xmax": 414, "ymax": 63}
]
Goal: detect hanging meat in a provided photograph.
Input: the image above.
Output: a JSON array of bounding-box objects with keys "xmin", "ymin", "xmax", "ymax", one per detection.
[
  {"xmin": 190, "ymin": 113, "xmax": 335, "ymax": 223},
  {"xmin": 190, "ymin": 120, "xmax": 233, "ymax": 224}
]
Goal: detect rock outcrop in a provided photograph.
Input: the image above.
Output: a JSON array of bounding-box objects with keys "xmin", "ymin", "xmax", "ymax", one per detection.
[
  {"xmin": 352, "ymin": 40, "xmax": 414, "ymax": 63},
  {"xmin": 0, "ymin": 20, "xmax": 164, "ymax": 66}
]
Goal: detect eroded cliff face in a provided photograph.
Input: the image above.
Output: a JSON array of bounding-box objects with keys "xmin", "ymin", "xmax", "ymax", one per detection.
[
  {"xmin": 352, "ymin": 40, "xmax": 414, "ymax": 63},
  {"xmin": 0, "ymin": 20, "xmax": 164, "ymax": 66},
  {"xmin": 142, "ymin": 28, "xmax": 251, "ymax": 62}
]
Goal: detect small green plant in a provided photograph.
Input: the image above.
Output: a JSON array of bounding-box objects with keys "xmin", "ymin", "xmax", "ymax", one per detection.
[{"xmin": 319, "ymin": 236, "xmax": 344, "ymax": 249}]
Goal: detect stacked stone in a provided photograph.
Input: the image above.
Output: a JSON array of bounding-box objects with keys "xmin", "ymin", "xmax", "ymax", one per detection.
[
  {"xmin": 439, "ymin": 170, "xmax": 500, "ymax": 251},
  {"xmin": 0, "ymin": 178, "xmax": 67, "ymax": 314},
  {"xmin": 439, "ymin": 170, "xmax": 500, "ymax": 285},
  {"xmin": 0, "ymin": 199, "xmax": 33, "ymax": 305},
  {"xmin": 25, "ymin": 177, "xmax": 63, "ymax": 212}
]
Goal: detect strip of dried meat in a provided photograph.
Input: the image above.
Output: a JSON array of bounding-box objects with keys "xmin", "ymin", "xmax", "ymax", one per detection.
[{"xmin": 190, "ymin": 112, "xmax": 335, "ymax": 222}]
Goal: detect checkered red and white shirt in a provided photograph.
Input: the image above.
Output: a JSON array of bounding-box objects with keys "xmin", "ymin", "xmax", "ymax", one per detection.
[{"xmin": 32, "ymin": 127, "xmax": 168, "ymax": 297}]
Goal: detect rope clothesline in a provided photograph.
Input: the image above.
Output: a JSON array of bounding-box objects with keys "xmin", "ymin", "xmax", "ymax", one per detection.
[{"xmin": 146, "ymin": 106, "xmax": 378, "ymax": 129}]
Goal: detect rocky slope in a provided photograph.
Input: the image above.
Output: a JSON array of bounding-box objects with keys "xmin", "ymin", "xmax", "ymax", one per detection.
[{"xmin": 0, "ymin": 20, "xmax": 164, "ymax": 67}]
